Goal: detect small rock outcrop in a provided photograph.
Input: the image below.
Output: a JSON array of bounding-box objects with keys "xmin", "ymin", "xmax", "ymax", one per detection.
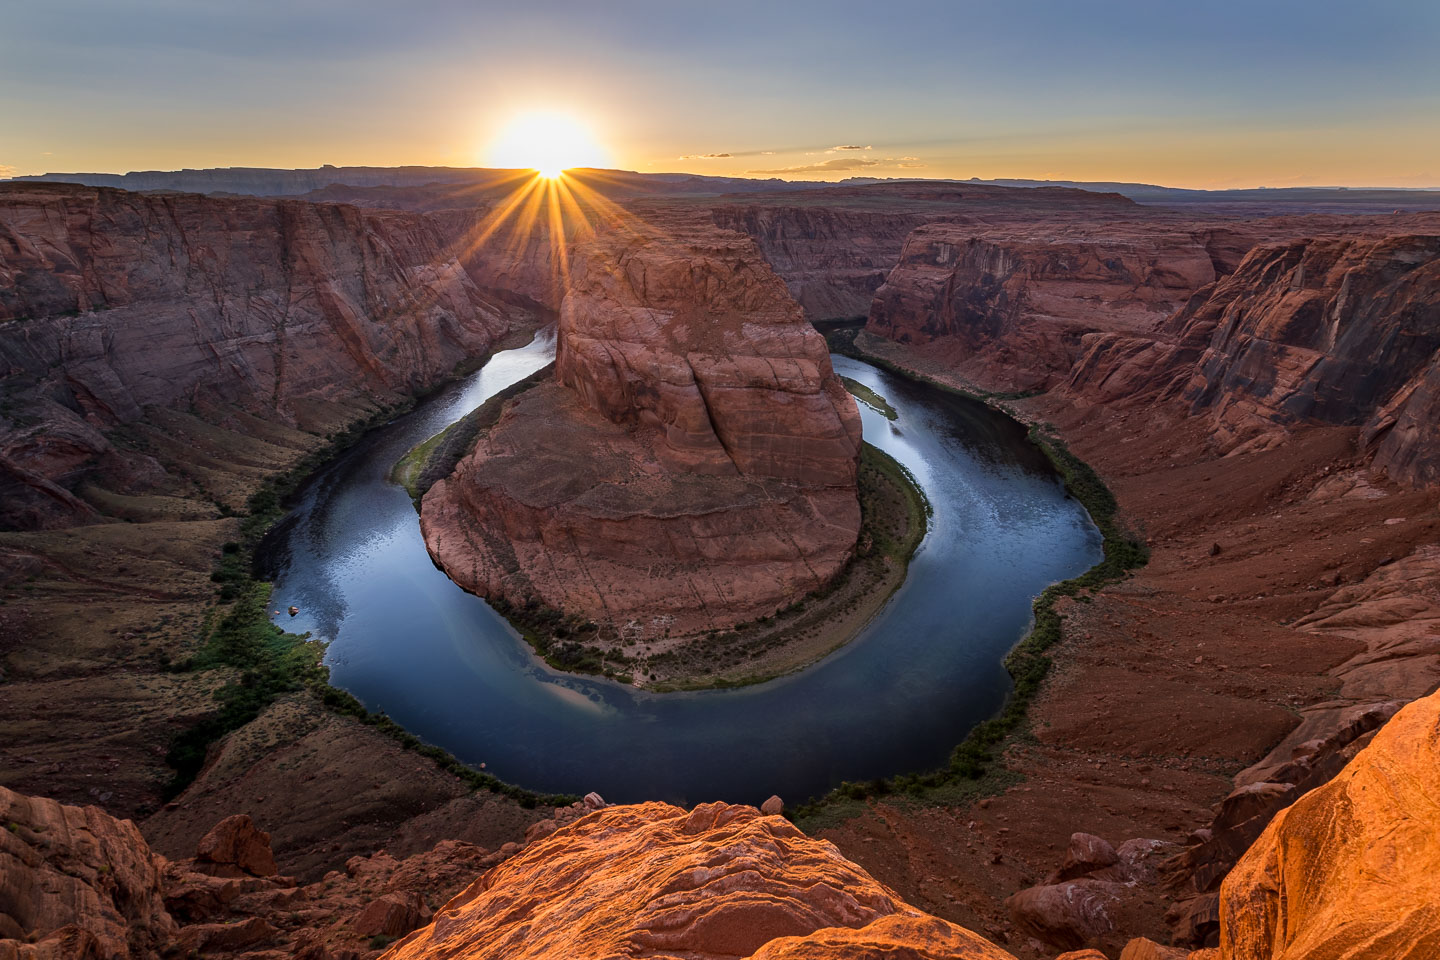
[
  {"xmin": 421, "ymin": 223, "xmax": 863, "ymax": 633},
  {"xmin": 384, "ymin": 801, "xmax": 1016, "ymax": 960},
  {"xmin": 193, "ymin": 814, "xmax": 279, "ymax": 878},
  {"xmin": 1219, "ymin": 689, "xmax": 1440, "ymax": 960}
]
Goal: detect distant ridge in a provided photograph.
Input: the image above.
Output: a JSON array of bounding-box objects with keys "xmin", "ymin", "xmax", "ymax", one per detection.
[
  {"xmin": 6, "ymin": 165, "xmax": 833, "ymax": 199},
  {"xmin": 9, "ymin": 165, "xmax": 1440, "ymax": 213}
]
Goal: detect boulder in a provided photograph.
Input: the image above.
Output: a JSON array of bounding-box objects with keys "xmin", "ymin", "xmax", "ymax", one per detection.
[
  {"xmin": 761, "ymin": 795, "xmax": 785, "ymax": 816},
  {"xmin": 1120, "ymin": 938, "xmax": 1190, "ymax": 960},
  {"xmin": 351, "ymin": 892, "xmax": 430, "ymax": 939},
  {"xmin": 1054, "ymin": 833, "xmax": 1119, "ymax": 882},
  {"xmin": 194, "ymin": 814, "xmax": 279, "ymax": 878},
  {"xmin": 1005, "ymin": 879, "xmax": 1121, "ymax": 951},
  {"xmin": 173, "ymin": 916, "xmax": 278, "ymax": 953}
]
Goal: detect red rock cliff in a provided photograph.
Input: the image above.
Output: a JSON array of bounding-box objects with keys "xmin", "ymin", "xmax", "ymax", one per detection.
[
  {"xmin": 1219, "ymin": 688, "xmax": 1440, "ymax": 960},
  {"xmin": 0, "ymin": 183, "xmax": 514, "ymax": 528},
  {"xmin": 1174, "ymin": 235, "xmax": 1440, "ymax": 480},
  {"xmin": 866, "ymin": 222, "xmax": 1232, "ymax": 391},
  {"xmin": 420, "ymin": 223, "xmax": 862, "ymax": 634}
]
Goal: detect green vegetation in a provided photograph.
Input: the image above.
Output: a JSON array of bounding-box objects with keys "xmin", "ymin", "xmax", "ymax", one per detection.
[
  {"xmin": 488, "ymin": 597, "xmax": 638, "ymax": 681},
  {"xmin": 841, "ymin": 376, "xmax": 898, "ymax": 420},
  {"xmin": 392, "ymin": 363, "xmax": 553, "ymax": 504},
  {"xmin": 164, "ymin": 390, "xmax": 578, "ymax": 808},
  {"xmin": 792, "ymin": 334, "xmax": 1149, "ymax": 828}
]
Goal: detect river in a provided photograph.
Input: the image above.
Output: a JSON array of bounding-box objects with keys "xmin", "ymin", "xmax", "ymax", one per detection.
[{"xmin": 259, "ymin": 327, "xmax": 1102, "ymax": 805}]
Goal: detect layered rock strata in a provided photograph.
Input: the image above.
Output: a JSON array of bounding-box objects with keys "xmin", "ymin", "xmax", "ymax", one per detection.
[
  {"xmin": 421, "ymin": 224, "xmax": 862, "ymax": 633},
  {"xmin": 1062, "ymin": 231, "xmax": 1440, "ymax": 487},
  {"xmin": 0, "ymin": 183, "xmax": 514, "ymax": 529},
  {"xmin": 866, "ymin": 222, "xmax": 1246, "ymax": 391}
]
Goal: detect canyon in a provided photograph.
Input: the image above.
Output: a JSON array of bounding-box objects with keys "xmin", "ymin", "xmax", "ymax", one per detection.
[{"xmin": 1, "ymin": 168, "xmax": 1438, "ymax": 959}]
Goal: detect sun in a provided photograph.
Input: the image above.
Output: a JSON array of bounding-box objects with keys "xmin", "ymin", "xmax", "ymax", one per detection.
[{"xmin": 486, "ymin": 110, "xmax": 606, "ymax": 178}]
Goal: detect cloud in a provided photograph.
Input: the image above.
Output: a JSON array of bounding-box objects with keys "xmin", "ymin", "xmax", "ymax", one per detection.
[
  {"xmin": 678, "ymin": 153, "xmax": 732, "ymax": 160},
  {"xmin": 0, "ymin": 165, "xmax": 17, "ymax": 178},
  {"xmin": 748, "ymin": 156, "xmax": 882, "ymax": 175},
  {"xmin": 830, "ymin": 145, "xmax": 871, "ymax": 151}
]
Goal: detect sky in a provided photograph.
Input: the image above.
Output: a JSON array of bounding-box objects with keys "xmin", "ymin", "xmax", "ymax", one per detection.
[{"xmin": 2, "ymin": 0, "xmax": 1438, "ymax": 189}]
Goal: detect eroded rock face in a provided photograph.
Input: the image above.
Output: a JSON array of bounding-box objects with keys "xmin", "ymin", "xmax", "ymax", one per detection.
[
  {"xmin": 421, "ymin": 224, "xmax": 862, "ymax": 633},
  {"xmin": 1175, "ymin": 235, "xmax": 1440, "ymax": 471},
  {"xmin": 711, "ymin": 205, "xmax": 930, "ymax": 320},
  {"xmin": 1219, "ymin": 689, "xmax": 1440, "ymax": 960},
  {"xmin": 194, "ymin": 814, "xmax": 278, "ymax": 878},
  {"xmin": 383, "ymin": 802, "xmax": 1015, "ymax": 960},
  {"xmin": 0, "ymin": 784, "xmax": 175, "ymax": 959},
  {"xmin": 0, "ymin": 182, "xmax": 513, "ymax": 528},
  {"xmin": 867, "ymin": 224, "xmax": 1227, "ymax": 391}
]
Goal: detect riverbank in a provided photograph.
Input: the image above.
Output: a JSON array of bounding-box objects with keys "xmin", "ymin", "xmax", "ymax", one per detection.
[{"xmin": 793, "ymin": 328, "xmax": 1149, "ymax": 826}]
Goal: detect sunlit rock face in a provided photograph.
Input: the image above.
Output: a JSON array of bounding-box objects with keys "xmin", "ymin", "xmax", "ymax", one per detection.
[
  {"xmin": 1219, "ymin": 689, "xmax": 1440, "ymax": 960},
  {"xmin": 421, "ymin": 223, "xmax": 862, "ymax": 634},
  {"xmin": 382, "ymin": 802, "xmax": 1017, "ymax": 960}
]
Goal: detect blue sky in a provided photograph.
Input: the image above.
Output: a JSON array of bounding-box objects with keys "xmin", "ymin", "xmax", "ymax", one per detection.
[{"xmin": 3, "ymin": 0, "xmax": 1437, "ymax": 186}]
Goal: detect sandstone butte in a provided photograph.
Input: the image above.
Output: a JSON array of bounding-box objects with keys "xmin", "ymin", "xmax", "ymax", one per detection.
[{"xmin": 420, "ymin": 222, "xmax": 863, "ymax": 634}]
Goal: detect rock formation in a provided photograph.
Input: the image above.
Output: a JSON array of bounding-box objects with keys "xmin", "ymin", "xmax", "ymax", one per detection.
[
  {"xmin": 1219, "ymin": 688, "xmax": 1440, "ymax": 960},
  {"xmin": 1060, "ymin": 230, "xmax": 1440, "ymax": 486},
  {"xmin": 711, "ymin": 204, "xmax": 931, "ymax": 320},
  {"xmin": 421, "ymin": 223, "xmax": 862, "ymax": 633},
  {"xmin": 384, "ymin": 801, "xmax": 1016, "ymax": 960},
  {"xmin": 0, "ymin": 183, "xmax": 516, "ymax": 529},
  {"xmin": 0, "ymin": 784, "xmax": 175, "ymax": 958},
  {"xmin": 866, "ymin": 221, "xmax": 1238, "ymax": 391}
]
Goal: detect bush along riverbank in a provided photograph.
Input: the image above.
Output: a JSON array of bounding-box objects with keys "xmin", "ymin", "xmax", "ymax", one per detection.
[
  {"xmin": 793, "ymin": 325, "xmax": 1149, "ymax": 828},
  {"xmin": 165, "ymin": 374, "xmax": 577, "ymax": 810}
]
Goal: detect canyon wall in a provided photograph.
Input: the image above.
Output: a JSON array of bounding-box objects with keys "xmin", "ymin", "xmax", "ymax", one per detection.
[
  {"xmin": 862, "ymin": 211, "xmax": 1440, "ymax": 486},
  {"xmin": 421, "ymin": 223, "xmax": 862, "ymax": 634},
  {"xmin": 1220, "ymin": 688, "xmax": 1440, "ymax": 960},
  {"xmin": 1064, "ymin": 231, "xmax": 1440, "ymax": 485},
  {"xmin": 866, "ymin": 222, "xmax": 1238, "ymax": 390},
  {"xmin": 711, "ymin": 205, "xmax": 930, "ymax": 320},
  {"xmin": 0, "ymin": 183, "xmax": 517, "ymax": 528}
]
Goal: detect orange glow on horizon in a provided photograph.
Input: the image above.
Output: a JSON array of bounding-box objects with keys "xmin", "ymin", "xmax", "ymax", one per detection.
[
  {"xmin": 486, "ymin": 110, "xmax": 607, "ymax": 182},
  {"xmin": 449, "ymin": 168, "xmax": 663, "ymax": 308}
]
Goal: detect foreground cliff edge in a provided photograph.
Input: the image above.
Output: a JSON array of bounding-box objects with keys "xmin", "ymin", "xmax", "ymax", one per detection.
[{"xmin": 5, "ymin": 689, "xmax": 1438, "ymax": 959}]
